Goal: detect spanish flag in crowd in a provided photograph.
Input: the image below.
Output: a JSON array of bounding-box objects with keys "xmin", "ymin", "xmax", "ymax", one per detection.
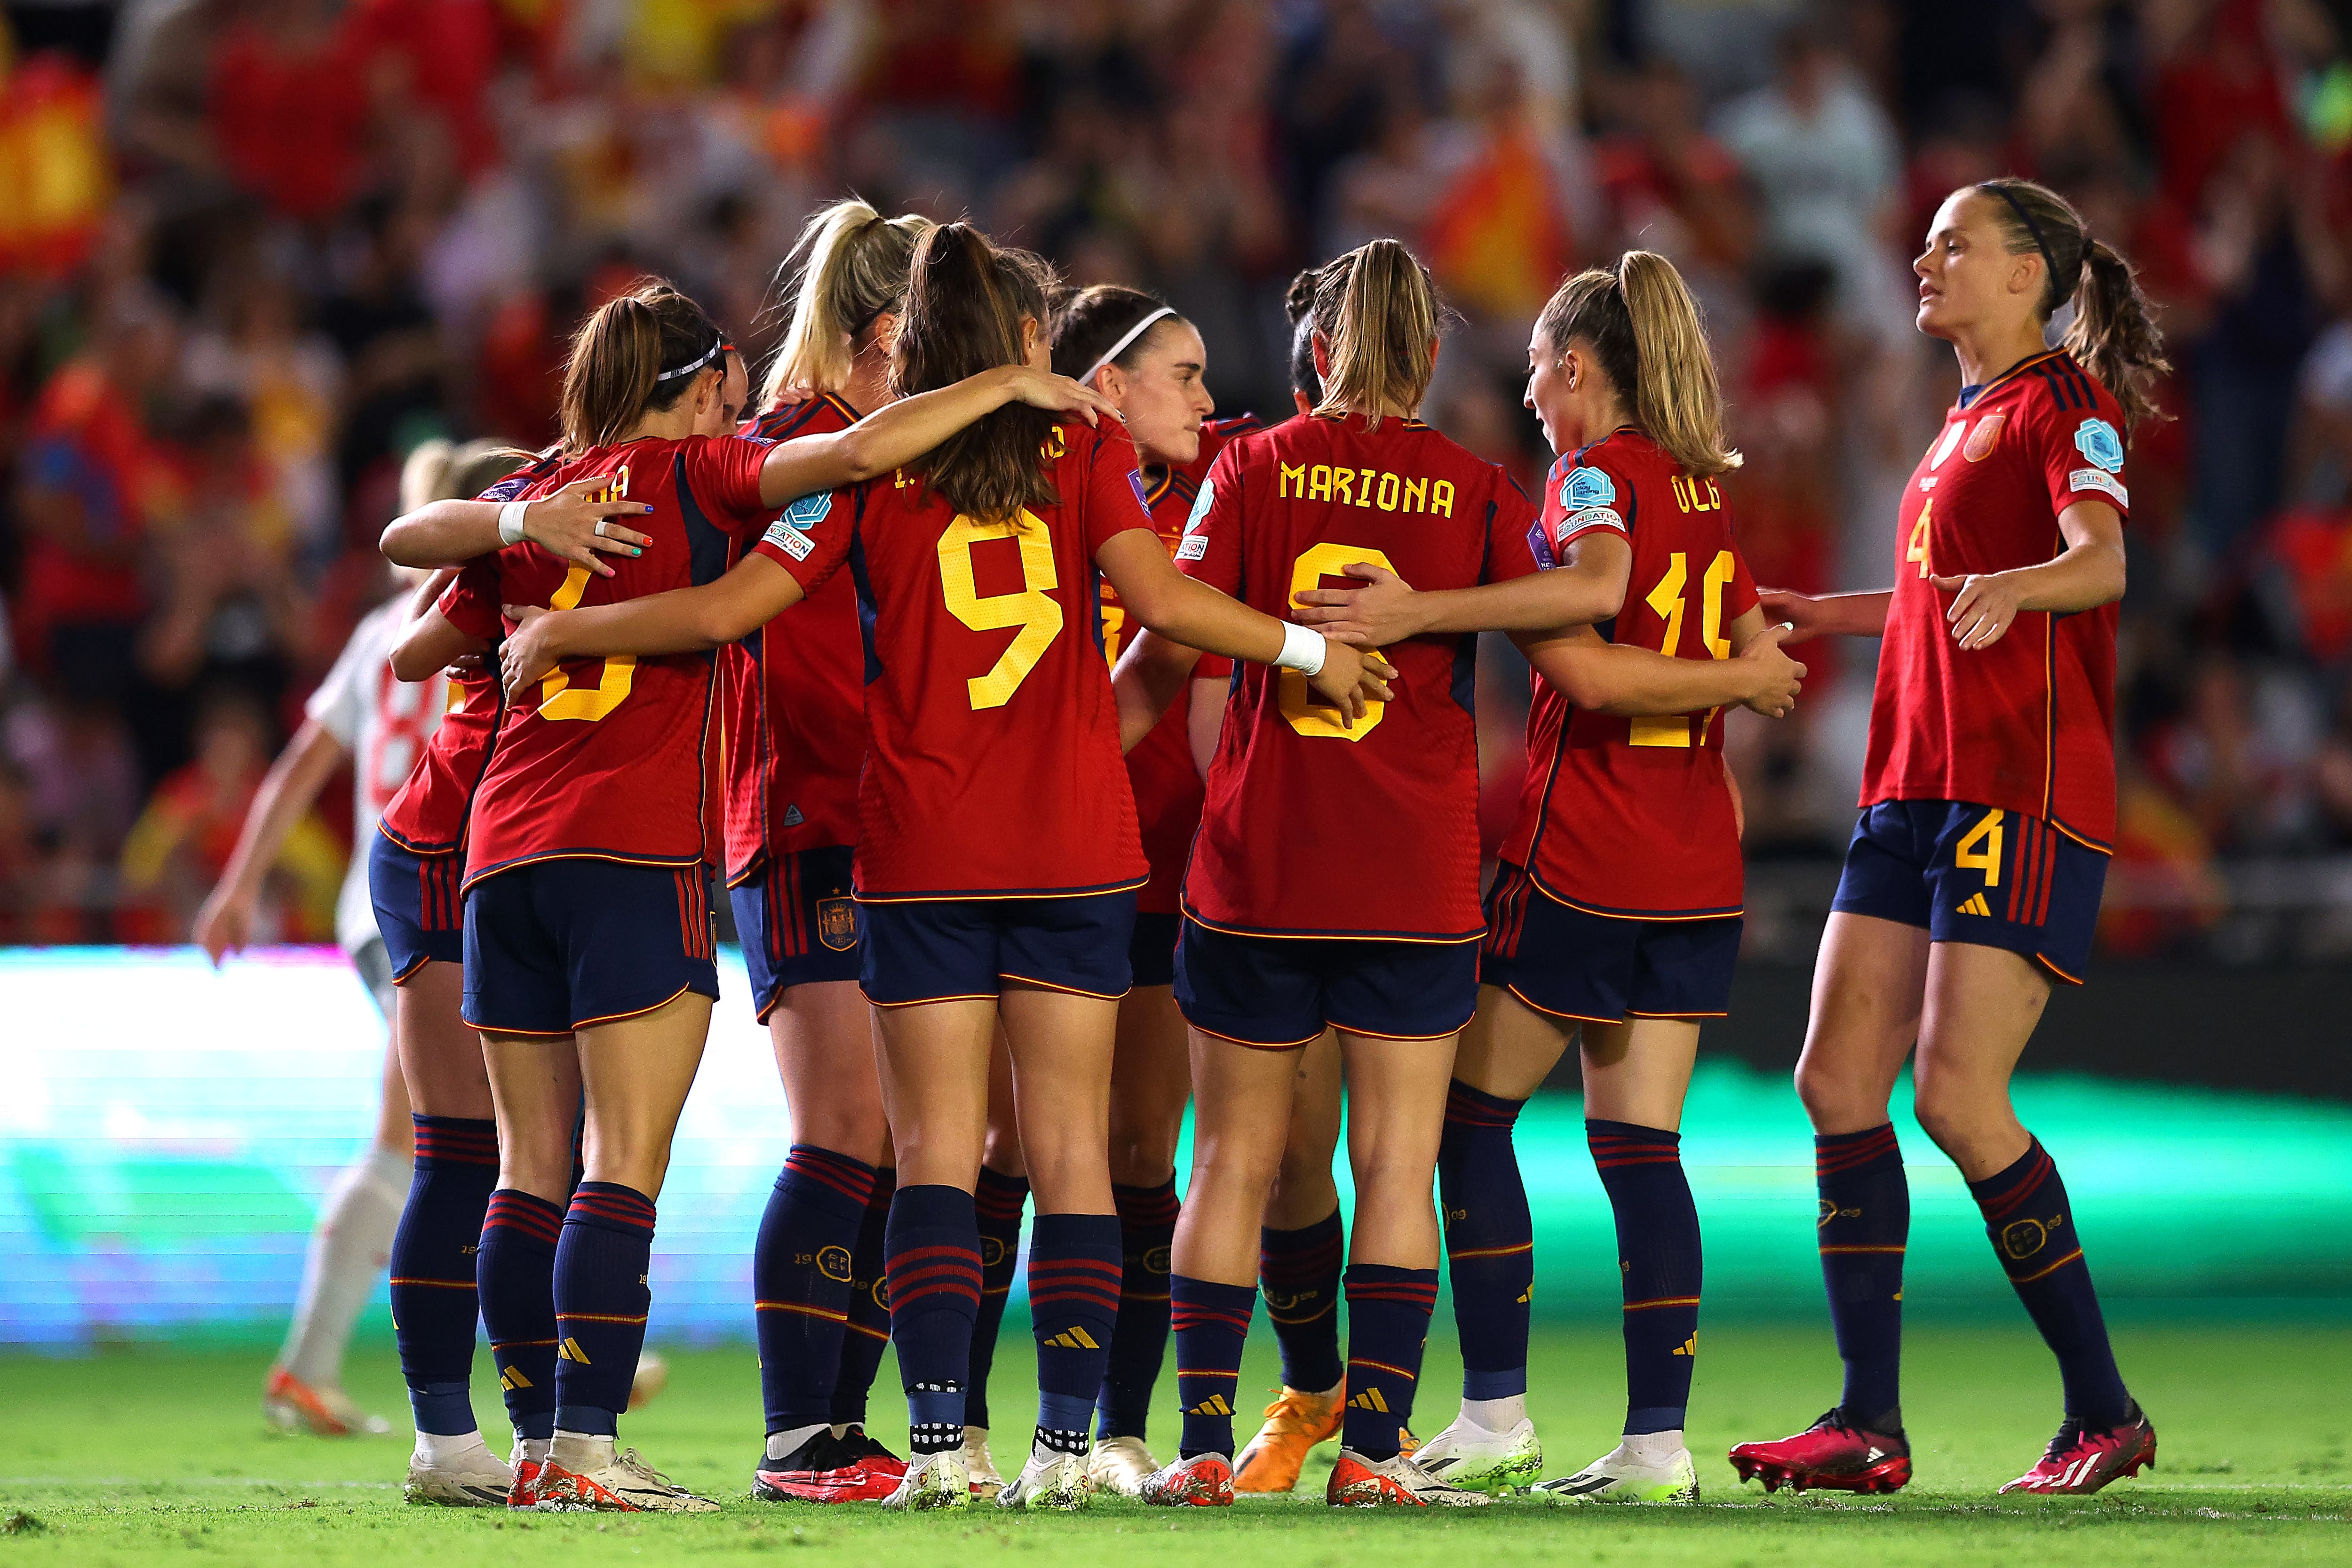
[
  {"xmin": 0, "ymin": 42, "xmax": 111, "ymax": 279},
  {"xmin": 1422, "ymin": 120, "xmax": 1571, "ymax": 319}
]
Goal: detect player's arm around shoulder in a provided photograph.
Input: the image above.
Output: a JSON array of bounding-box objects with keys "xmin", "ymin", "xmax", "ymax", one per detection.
[{"xmin": 497, "ymin": 552, "xmax": 810, "ymax": 701}]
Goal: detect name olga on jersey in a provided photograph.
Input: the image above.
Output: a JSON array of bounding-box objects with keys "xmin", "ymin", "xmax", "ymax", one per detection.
[{"xmin": 1277, "ymin": 461, "xmax": 1457, "ymax": 515}]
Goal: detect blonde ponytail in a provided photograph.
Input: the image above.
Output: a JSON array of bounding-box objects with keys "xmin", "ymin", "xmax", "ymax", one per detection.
[
  {"xmin": 1312, "ymin": 238, "xmax": 1439, "ymax": 429},
  {"xmin": 1535, "ymin": 250, "xmax": 1739, "ymax": 476},
  {"xmin": 762, "ymin": 198, "xmax": 936, "ymax": 409}
]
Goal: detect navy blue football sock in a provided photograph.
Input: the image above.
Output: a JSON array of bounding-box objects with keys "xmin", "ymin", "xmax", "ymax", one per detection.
[
  {"xmin": 1588, "ymin": 1119, "xmax": 1702, "ymax": 1434},
  {"xmin": 965, "ymin": 1166, "xmax": 1027, "ymax": 1432},
  {"xmin": 478, "ymin": 1188, "xmax": 563, "ymax": 1441},
  {"xmin": 1028, "ymin": 1212, "xmax": 1122, "ymax": 1454},
  {"xmin": 1969, "ymin": 1137, "xmax": 2131, "ymax": 1428},
  {"xmin": 1097, "ymin": 1179, "xmax": 1178, "ymax": 1440},
  {"xmin": 1260, "ymin": 1207, "xmax": 1344, "ymax": 1393},
  {"xmin": 1171, "ymin": 1275, "xmax": 1255, "ymax": 1459},
  {"xmin": 754, "ymin": 1145, "xmax": 876, "ymax": 1436},
  {"xmin": 886, "ymin": 1183, "xmax": 982, "ymax": 1454},
  {"xmin": 392, "ymin": 1116, "xmax": 498, "ymax": 1435},
  {"xmin": 1342, "ymin": 1264, "xmax": 1438, "ymax": 1460},
  {"xmin": 551, "ymin": 1182, "xmax": 656, "ymax": 1437},
  {"xmin": 1816, "ymin": 1124, "xmax": 1908, "ymax": 1431},
  {"xmin": 1439, "ymin": 1082, "xmax": 1534, "ymax": 1401},
  {"xmin": 831, "ymin": 1166, "xmax": 894, "ymax": 1430}
]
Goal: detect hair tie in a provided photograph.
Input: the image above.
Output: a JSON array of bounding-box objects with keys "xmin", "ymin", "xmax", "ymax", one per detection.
[
  {"xmin": 654, "ymin": 333, "xmax": 726, "ymax": 383},
  {"xmin": 1081, "ymin": 305, "xmax": 1176, "ymax": 385},
  {"xmin": 1983, "ymin": 184, "xmax": 2066, "ymax": 305}
]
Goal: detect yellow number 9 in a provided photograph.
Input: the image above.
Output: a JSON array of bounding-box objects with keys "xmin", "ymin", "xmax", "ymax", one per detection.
[
  {"xmin": 938, "ymin": 511, "xmax": 1065, "ymax": 710},
  {"xmin": 1281, "ymin": 542, "xmax": 1393, "ymax": 741},
  {"xmin": 538, "ymin": 564, "xmax": 636, "ymax": 722}
]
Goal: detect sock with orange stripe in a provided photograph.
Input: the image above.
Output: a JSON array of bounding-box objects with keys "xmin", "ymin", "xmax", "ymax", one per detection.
[
  {"xmin": 392, "ymin": 1116, "xmax": 498, "ymax": 1436},
  {"xmin": 1171, "ymin": 1275, "xmax": 1255, "ymax": 1458},
  {"xmin": 754, "ymin": 1145, "xmax": 876, "ymax": 1440},
  {"xmin": 1588, "ymin": 1120, "xmax": 1701, "ymax": 1434},
  {"xmin": 478, "ymin": 1188, "xmax": 563, "ymax": 1442},
  {"xmin": 1438, "ymin": 1081, "xmax": 1533, "ymax": 1406},
  {"xmin": 1028, "ymin": 1213, "xmax": 1122, "ymax": 1454},
  {"xmin": 965, "ymin": 1166, "xmax": 1028, "ymax": 1433},
  {"xmin": 831, "ymin": 1166, "xmax": 893, "ymax": 1430},
  {"xmin": 885, "ymin": 1184, "xmax": 982, "ymax": 1454},
  {"xmin": 1097, "ymin": 1179, "xmax": 1179, "ymax": 1440},
  {"xmin": 1342, "ymin": 1264, "xmax": 1438, "ymax": 1460},
  {"xmin": 1259, "ymin": 1208, "xmax": 1343, "ymax": 1393},
  {"xmin": 1967, "ymin": 1136, "xmax": 2130, "ymax": 1427},
  {"xmin": 1815, "ymin": 1124, "xmax": 1907, "ymax": 1431},
  {"xmin": 551, "ymin": 1182, "xmax": 656, "ymax": 1438}
]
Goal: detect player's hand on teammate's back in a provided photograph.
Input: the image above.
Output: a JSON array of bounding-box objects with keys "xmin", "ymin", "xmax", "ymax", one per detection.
[
  {"xmin": 1292, "ymin": 561, "xmax": 1426, "ymax": 646},
  {"xmin": 498, "ymin": 605, "xmax": 562, "ymax": 699},
  {"xmin": 519, "ymin": 478, "xmax": 655, "ymax": 578},
  {"xmin": 1304, "ymin": 640, "xmax": 1396, "ymax": 728},
  {"xmin": 1736, "ymin": 622, "xmax": 1806, "ymax": 718}
]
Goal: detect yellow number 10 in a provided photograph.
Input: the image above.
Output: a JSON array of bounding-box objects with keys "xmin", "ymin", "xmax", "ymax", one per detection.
[
  {"xmin": 939, "ymin": 511, "xmax": 1064, "ymax": 710},
  {"xmin": 1630, "ymin": 548, "xmax": 1735, "ymax": 748}
]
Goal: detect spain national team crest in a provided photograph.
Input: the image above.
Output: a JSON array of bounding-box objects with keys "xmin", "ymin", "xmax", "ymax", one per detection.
[
  {"xmin": 1963, "ymin": 412, "xmax": 2006, "ymax": 462},
  {"xmin": 817, "ymin": 897, "xmax": 858, "ymax": 952}
]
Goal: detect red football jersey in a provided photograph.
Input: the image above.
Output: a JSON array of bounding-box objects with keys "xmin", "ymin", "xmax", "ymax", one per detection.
[
  {"xmin": 1179, "ymin": 413, "xmax": 1540, "ymax": 941},
  {"xmin": 1501, "ymin": 428, "xmax": 1758, "ymax": 918},
  {"xmin": 463, "ymin": 435, "xmax": 776, "ymax": 889},
  {"xmin": 1104, "ymin": 414, "xmax": 1262, "ymax": 915},
  {"xmin": 377, "ymin": 451, "xmax": 565, "ymax": 855},
  {"xmin": 1862, "ymin": 349, "xmax": 2128, "ymax": 848},
  {"xmin": 719, "ymin": 393, "xmax": 867, "ymax": 882},
  {"xmin": 752, "ymin": 418, "xmax": 1155, "ymax": 900}
]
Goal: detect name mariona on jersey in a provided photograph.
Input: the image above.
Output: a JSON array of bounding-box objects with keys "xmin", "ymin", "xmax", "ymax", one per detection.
[{"xmin": 1277, "ymin": 461, "xmax": 1457, "ymax": 516}]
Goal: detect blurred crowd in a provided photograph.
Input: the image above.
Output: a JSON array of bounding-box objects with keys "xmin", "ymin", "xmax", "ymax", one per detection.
[{"xmin": 3, "ymin": 0, "xmax": 2352, "ymax": 958}]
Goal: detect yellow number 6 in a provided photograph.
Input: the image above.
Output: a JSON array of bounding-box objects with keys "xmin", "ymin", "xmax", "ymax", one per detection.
[{"xmin": 939, "ymin": 511, "xmax": 1065, "ymax": 710}]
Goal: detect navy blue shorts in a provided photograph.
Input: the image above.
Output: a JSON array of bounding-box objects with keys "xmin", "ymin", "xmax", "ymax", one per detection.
[
  {"xmin": 368, "ymin": 832, "xmax": 465, "ymax": 982},
  {"xmin": 731, "ymin": 845, "xmax": 862, "ymax": 1021},
  {"xmin": 1175, "ymin": 917, "xmax": 1478, "ymax": 1049},
  {"xmin": 859, "ymin": 891, "xmax": 1136, "ymax": 1007},
  {"xmin": 1129, "ymin": 910, "xmax": 1183, "ymax": 989},
  {"xmin": 462, "ymin": 858, "xmax": 721, "ymax": 1036},
  {"xmin": 1480, "ymin": 861, "xmax": 1741, "ymax": 1024},
  {"xmin": 1832, "ymin": 800, "xmax": 2106, "ymax": 984}
]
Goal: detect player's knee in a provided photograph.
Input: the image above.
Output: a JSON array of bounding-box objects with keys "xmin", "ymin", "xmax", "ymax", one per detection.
[
  {"xmin": 1106, "ymin": 1122, "xmax": 1180, "ymax": 1188},
  {"xmin": 1794, "ymin": 1052, "xmax": 1874, "ymax": 1130}
]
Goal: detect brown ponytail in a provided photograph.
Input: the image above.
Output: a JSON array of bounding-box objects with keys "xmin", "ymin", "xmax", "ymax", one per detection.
[
  {"xmin": 763, "ymin": 198, "xmax": 934, "ymax": 408},
  {"xmin": 557, "ymin": 279, "xmax": 725, "ymax": 452},
  {"xmin": 1311, "ymin": 238, "xmax": 1438, "ymax": 429},
  {"xmin": 1535, "ymin": 250, "xmax": 1739, "ymax": 476},
  {"xmin": 1974, "ymin": 176, "xmax": 2170, "ymax": 435},
  {"xmin": 891, "ymin": 222, "xmax": 1061, "ymax": 524}
]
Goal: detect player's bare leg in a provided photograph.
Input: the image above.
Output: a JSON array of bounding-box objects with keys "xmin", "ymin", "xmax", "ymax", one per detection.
[{"xmin": 1235, "ymin": 1031, "xmax": 1345, "ymax": 1492}]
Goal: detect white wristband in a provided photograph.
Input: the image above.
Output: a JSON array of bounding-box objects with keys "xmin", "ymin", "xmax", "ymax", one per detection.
[
  {"xmin": 498, "ymin": 500, "xmax": 530, "ymax": 546},
  {"xmin": 1274, "ymin": 620, "xmax": 1327, "ymax": 676}
]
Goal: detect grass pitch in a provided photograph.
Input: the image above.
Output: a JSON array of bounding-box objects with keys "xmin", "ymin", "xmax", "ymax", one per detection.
[{"xmin": 1, "ymin": 1324, "xmax": 2344, "ymax": 1567}]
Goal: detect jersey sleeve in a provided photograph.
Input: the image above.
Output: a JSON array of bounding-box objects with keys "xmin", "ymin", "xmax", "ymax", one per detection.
[
  {"xmin": 750, "ymin": 485, "xmax": 856, "ymax": 595},
  {"xmin": 2034, "ymin": 396, "xmax": 2130, "ymax": 520},
  {"xmin": 683, "ymin": 434, "xmax": 778, "ymax": 533},
  {"xmin": 1535, "ymin": 451, "xmax": 1633, "ymax": 566},
  {"xmin": 302, "ymin": 614, "xmax": 377, "ymax": 747},
  {"xmin": 1082, "ymin": 425, "xmax": 1160, "ymax": 557},
  {"xmin": 1173, "ymin": 442, "xmax": 1244, "ymax": 596},
  {"xmin": 1483, "ymin": 471, "xmax": 1542, "ymax": 584},
  {"xmin": 438, "ymin": 559, "xmax": 504, "ymax": 642}
]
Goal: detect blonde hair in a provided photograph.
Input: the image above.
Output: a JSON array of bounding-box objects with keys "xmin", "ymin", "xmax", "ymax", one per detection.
[
  {"xmin": 1311, "ymin": 238, "xmax": 1439, "ymax": 430},
  {"xmin": 763, "ymin": 199, "xmax": 935, "ymax": 408},
  {"xmin": 1535, "ymin": 250, "xmax": 1739, "ymax": 476},
  {"xmin": 399, "ymin": 438, "xmax": 530, "ymax": 513}
]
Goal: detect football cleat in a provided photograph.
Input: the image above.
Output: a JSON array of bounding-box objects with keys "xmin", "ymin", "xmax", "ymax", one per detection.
[
  {"xmin": 830, "ymin": 1426, "xmax": 909, "ymax": 1500},
  {"xmin": 1139, "ymin": 1451, "xmax": 1235, "ymax": 1507},
  {"xmin": 1413, "ymin": 1414, "xmax": 1542, "ymax": 1494},
  {"xmin": 1232, "ymin": 1383, "xmax": 1344, "ymax": 1493},
  {"xmin": 628, "ymin": 1351, "xmax": 669, "ymax": 1410},
  {"xmin": 1729, "ymin": 1409, "xmax": 1911, "ymax": 1494},
  {"xmin": 402, "ymin": 1441, "xmax": 514, "ymax": 1506},
  {"xmin": 881, "ymin": 1449, "xmax": 971, "ymax": 1511},
  {"xmin": 752, "ymin": 1431, "xmax": 874, "ymax": 1505},
  {"xmin": 535, "ymin": 1448, "xmax": 720, "ymax": 1513},
  {"xmin": 958, "ymin": 1425, "xmax": 1006, "ymax": 1499},
  {"xmin": 998, "ymin": 1441, "xmax": 1091, "ymax": 1510},
  {"xmin": 262, "ymin": 1368, "xmax": 391, "ymax": 1438},
  {"xmin": 507, "ymin": 1451, "xmax": 545, "ymax": 1509},
  {"xmin": 1326, "ymin": 1447, "xmax": 1491, "ymax": 1508},
  {"xmin": 1999, "ymin": 1405, "xmax": 2156, "ymax": 1495},
  {"xmin": 1531, "ymin": 1441, "xmax": 1700, "ymax": 1504},
  {"xmin": 1083, "ymin": 1434, "xmax": 1159, "ymax": 1497}
]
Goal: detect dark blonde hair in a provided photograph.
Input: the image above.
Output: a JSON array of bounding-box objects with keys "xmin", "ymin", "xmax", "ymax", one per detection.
[
  {"xmin": 557, "ymin": 280, "xmax": 725, "ymax": 451},
  {"xmin": 891, "ymin": 223, "xmax": 1060, "ymax": 523},
  {"xmin": 1535, "ymin": 250, "xmax": 1739, "ymax": 476},
  {"xmin": 1311, "ymin": 239, "xmax": 1438, "ymax": 429},
  {"xmin": 763, "ymin": 198, "xmax": 935, "ymax": 407},
  {"xmin": 1973, "ymin": 177, "xmax": 2169, "ymax": 434}
]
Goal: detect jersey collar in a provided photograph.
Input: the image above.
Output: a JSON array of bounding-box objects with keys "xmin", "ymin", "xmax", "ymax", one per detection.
[{"xmin": 1964, "ymin": 348, "xmax": 2066, "ymax": 406}]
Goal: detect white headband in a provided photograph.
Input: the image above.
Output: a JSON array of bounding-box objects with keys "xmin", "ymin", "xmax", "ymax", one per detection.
[{"xmin": 1081, "ymin": 306, "xmax": 1176, "ymax": 386}]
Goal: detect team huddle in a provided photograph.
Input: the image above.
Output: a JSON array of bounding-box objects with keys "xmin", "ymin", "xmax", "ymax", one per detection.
[{"xmin": 238, "ymin": 172, "xmax": 2168, "ymax": 1515}]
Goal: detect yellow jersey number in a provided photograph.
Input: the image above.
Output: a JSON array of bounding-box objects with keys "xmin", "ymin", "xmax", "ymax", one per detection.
[
  {"xmin": 537, "ymin": 563, "xmax": 637, "ymax": 722},
  {"xmin": 1280, "ymin": 542, "xmax": 1393, "ymax": 741},
  {"xmin": 1907, "ymin": 499, "xmax": 1932, "ymax": 578},
  {"xmin": 1629, "ymin": 548, "xmax": 1736, "ymax": 748},
  {"xmin": 939, "ymin": 510, "xmax": 1064, "ymax": 710}
]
